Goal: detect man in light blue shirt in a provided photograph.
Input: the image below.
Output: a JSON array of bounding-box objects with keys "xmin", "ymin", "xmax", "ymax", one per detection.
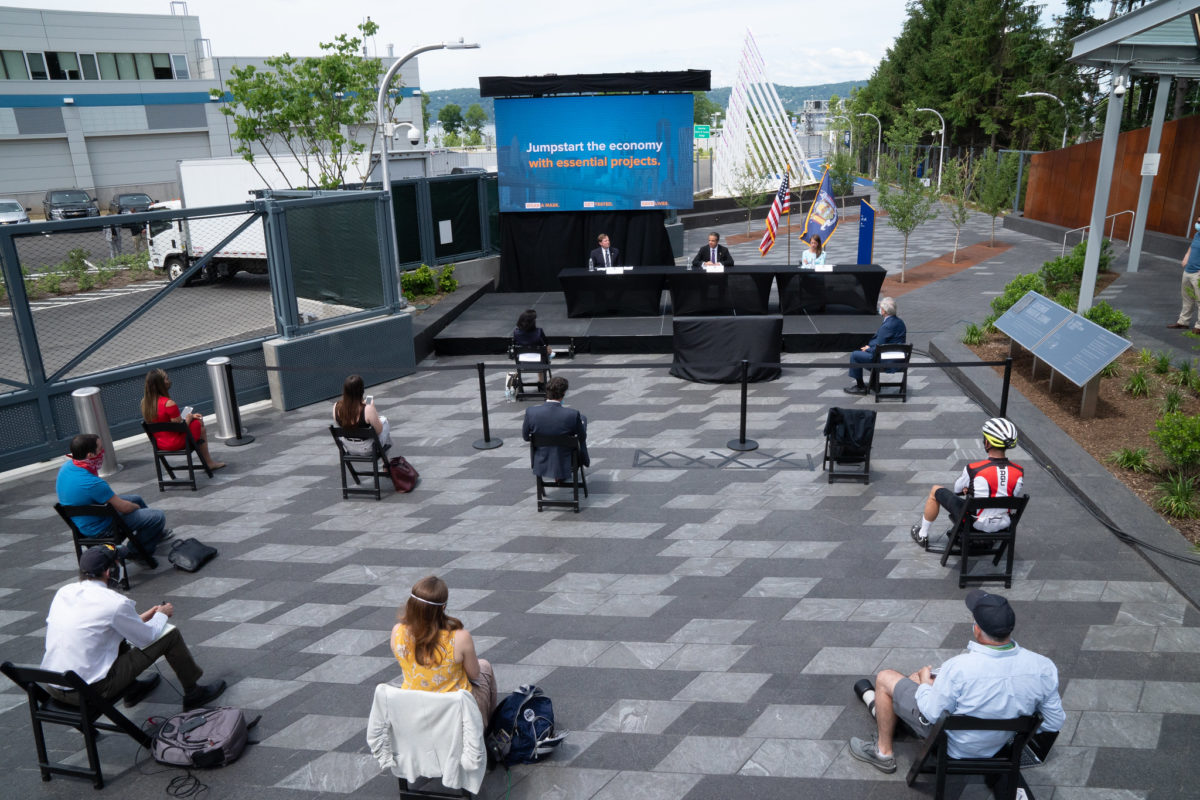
[{"xmin": 848, "ymin": 590, "xmax": 1065, "ymax": 773}]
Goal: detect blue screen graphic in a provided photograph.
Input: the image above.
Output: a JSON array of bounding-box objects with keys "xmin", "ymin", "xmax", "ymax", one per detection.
[{"xmin": 494, "ymin": 94, "xmax": 694, "ymax": 213}]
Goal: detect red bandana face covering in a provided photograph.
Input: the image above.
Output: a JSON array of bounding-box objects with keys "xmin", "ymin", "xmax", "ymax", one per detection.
[{"xmin": 73, "ymin": 449, "xmax": 104, "ymax": 476}]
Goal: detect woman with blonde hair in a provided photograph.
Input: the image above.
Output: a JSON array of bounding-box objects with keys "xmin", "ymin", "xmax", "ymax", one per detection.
[
  {"xmin": 391, "ymin": 576, "xmax": 497, "ymax": 722},
  {"xmin": 141, "ymin": 368, "xmax": 225, "ymax": 470}
]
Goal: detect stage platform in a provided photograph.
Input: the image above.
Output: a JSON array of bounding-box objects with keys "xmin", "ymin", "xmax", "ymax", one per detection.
[{"xmin": 432, "ymin": 291, "xmax": 881, "ymax": 356}]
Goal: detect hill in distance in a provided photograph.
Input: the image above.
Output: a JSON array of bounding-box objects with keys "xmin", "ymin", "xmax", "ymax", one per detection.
[{"xmin": 421, "ymin": 81, "xmax": 868, "ymax": 123}]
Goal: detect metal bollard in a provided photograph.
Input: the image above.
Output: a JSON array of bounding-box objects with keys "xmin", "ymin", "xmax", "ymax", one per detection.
[
  {"xmin": 206, "ymin": 357, "xmax": 254, "ymax": 446},
  {"xmin": 71, "ymin": 387, "xmax": 122, "ymax": 477},
  {"xmin": 473, "ymin": 361, "xmax": 503, "ymax": 450},
  {"xmin": 727, "ymin": 359, "xmax": 759, "ymax": 452}
]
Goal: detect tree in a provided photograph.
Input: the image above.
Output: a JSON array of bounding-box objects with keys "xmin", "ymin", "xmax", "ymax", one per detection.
[
  {"xmin": 464, "ymin": 129, "xmax": 483, "ymax": 147},
  {"xmin": 438, "ymin": 104, "xmax": 464, "ymax": 136},
  {"xmin": 940, "ymin": 154, "xmax": 979, "ymax": 263},
  {"xmin": 221, "ymin": 20, "xmax": 396, "ymax": 189},
  {"xmin": 730, "ymin": 161, "xmax": 771, "ymax": 235},
  {"xmin": 693, "ymin": 92, "xmax": 721, "ymax": 126},
  {"xmin": 876, "ymin": 107, "xmax": 939, "ymax": 282},
  {"xmin": 463, "ymin": 103, "xmax": 488, "ymax": 134},
  {"xmin": 824, "ymin": 149, "xmax": 857, "ymax": 199},
  {"xmin": 973, "ymin": 150, "xmax": 1019, "ymax": 246}
]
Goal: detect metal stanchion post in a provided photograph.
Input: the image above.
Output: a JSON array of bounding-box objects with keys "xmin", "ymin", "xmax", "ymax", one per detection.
[
  {"xmin": 206, "ymin": 357, "xmax": 254, "ymax": 446},
  {"xmin": 1001, "ymin": 357, "xmax": 1013, "ymax": 419},
  {"xmin": 473, "ymin": 361, "xmax": 503, "ymax": 450},
  {"xmin": 727, "ymin": 359, "xmax": 759, "ymax": 452},
  {"xmin": 71, "ymin": 387, "xmax": 122, "ymax": 477}
]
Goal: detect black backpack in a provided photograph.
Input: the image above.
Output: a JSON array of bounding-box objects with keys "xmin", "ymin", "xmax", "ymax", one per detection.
[{"xmin": 485, "ymin": 684, "xmax": 566, "ymax": 767}]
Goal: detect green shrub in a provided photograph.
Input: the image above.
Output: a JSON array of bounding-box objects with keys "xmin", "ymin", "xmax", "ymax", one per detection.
[
  {"xmin": 1039, "ymin": 255, "xmax": 1082, "ymax": 293},
  {"xmin": 1099, "ymin": 360, "xmax": 1121, "ymax": 379},
  {"xmin": 1171, "ymin": 360, "xmax": 1196, "ymax": 388},
  {"xmin": 1138, "ymin": 348, "xmax": 1154, "ymax": 367},
  {"xmin": 1082, "ymin": 300, "xmax": 1131, "ymax": 336},
  {"xmin": 61, "ymin": 248, "xmax": 90, "ymax": 283},
  {"xmin": 990, "ymin": 273, "xmax": 1046, "ymax": 318},
  {"xmin": 77, "ymin": 272, "xmax": 95, "ymax": 291},
  {"xmin": 982, "ymin": 314, "xmax": 998, "ymax": 334},
  {"xmin": 1124, "ymin": 368, "xmax": 1150, "ymax": 398},
  {"xmin": 1162, "ymin": 389, "xmax": 1183, "ymax": 414},
  {"xmin": 1052, "ymin": 288, "xmax": 1077, "ymax": 310},
  {"xmin": 38, "ymin": 272, "xmax": 64, "ymax": 295},
  {"xmin": 438, "ymin": 264, "xmax": 458, "ymax": 294},
  {"xmin": 1156, "ymin": 472, "xmax": 1200, "ymax": 518},
  {"xmin": 1108, "ymin": 447, "xmax": 1153, "ymax": 473},
  {"xmin": 400, "ymin": 264, "xmax": 437, "ymax": 297},
  {"xmin": 1151, "ymin": 412, "xmax": 1200, "ymax": 472},
  {"xmin": 1153, "ymin": 351, "xmax": 1172, "ymax": 374},
  {"xmin": 961, "ymin": 323, "xmax": 985, "ymax": 346}
]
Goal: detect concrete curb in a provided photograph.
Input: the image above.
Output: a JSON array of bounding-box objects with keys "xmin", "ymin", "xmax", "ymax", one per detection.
[{"xmin": 929, "ymin": 333, "xmax": 1200, "ymax": 609}]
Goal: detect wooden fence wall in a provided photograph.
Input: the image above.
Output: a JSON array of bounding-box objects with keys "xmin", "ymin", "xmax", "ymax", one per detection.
[{"xmin": 1023, "ymin": 115, "xmax": 1200, "ymax": 241}]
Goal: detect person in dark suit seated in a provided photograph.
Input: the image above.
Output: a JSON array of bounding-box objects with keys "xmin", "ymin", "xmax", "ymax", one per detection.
[
  {"xmin": 844, "ymin": 296, "xmax": 906, "ymax": 395},
  {"xmin": 513, "ymin": 308, "xmax": 551, "ymax": 384},
  {"xmin": 522, "ymin": 377, "xmax": 589, "ymax": 481},
  {"xmin": 589, "ymin": 233, "xmax": 620, "ymax": 268},
  {"xmin": 692, "ymin": 232, "xmax": 735, "ymax": 267}
]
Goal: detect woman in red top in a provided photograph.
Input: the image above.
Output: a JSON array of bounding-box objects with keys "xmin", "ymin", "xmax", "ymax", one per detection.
[{"xmin": 140, "ymin": 368, "xmax": 225, "ymax": 471}]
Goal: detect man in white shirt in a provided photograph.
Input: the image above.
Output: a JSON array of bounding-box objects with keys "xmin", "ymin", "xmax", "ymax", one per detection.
[{"xmin": 41, "ymin": 545, "xmax": 225, "ymax": 709}]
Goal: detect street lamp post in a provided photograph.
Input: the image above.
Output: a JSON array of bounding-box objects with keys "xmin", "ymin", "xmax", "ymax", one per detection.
[
  {"xmin": 1017, "ymin": 91, "xmax": 1068, "ymax": 150},
  {"xmin": 916, "ymin": 107, "xmax": 945, "ymax": 191},
  {"xmin": 856, "ymin": 112, "xmax": 881, "ymax": 181},
  {"xmin": 376, "ymin": 38, "xmax": 479, "ymax": 303}
]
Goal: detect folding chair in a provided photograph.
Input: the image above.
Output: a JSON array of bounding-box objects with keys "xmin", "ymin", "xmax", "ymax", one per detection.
[
  {"xmin": 927, "ymin": 494, "xmax": 1030, "ymax": 589},
  {"xmin": 869, "ymin": 342, "xmax": 913, "ymax": 403},
  {"xmin": 822, "ymin": 407, "xmax": 876, "ymax": 484},
  {"xmin": 508, "ymin": 342, "xmax": 552, "ymax": 401},
  {"xmin": 907, "ymin": 710, "xmax": 1043, "ymax": 800},
  {"xmin": 1, "ymin": 661, "xmax": 153, "ymax": 790},
  {"xmin": 141, "ymin": 421, "xmax": 213, "ymax": 491},
  {"xmin": 55, "ymin": 502, "xmax": 158, "ymax": 588},
  {"xmin": 330, "ymin": 425, "xmax": 389, "ymax": 500},
  {"xmin": 530, "ymin": 433, "xmax": 588, "ymax": 513}
]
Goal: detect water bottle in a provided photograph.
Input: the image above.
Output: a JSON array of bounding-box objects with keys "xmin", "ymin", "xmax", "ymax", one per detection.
[{"xmin": 588, "ymin": 257, "xmax": 594, "ymax": 272}]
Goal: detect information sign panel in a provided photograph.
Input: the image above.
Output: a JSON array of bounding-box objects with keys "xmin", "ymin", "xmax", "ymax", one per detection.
[
  {"xmin": 994, "ymin": 291, "xmax": 1073, "ymax": 350},
  {"xmin": 694, "ymin": 124, "xmax": 711, "ymax": 138},
  {"xmin": 1030, "ymin": 316, "xmax": 1130, "ymax": 386}
]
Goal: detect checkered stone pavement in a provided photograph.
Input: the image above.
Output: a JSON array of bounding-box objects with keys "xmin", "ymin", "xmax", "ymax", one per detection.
[{"xmin": 2, "ymin": 340, "xmax": 1198, "ymax": 800}]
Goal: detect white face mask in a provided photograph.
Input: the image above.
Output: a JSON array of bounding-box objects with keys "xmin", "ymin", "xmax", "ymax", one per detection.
[{"xmin": 1195, "ymin": 222, "xmax": 1200, "ymax": 232}]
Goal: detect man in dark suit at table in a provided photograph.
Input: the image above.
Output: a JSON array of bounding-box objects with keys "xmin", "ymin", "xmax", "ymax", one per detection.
[
  {"xmin": 522, "ymin": 377, "xmax": 590, "ymax": 481},
  {"xmin": 590, "ymin": 233, "xmax": 621, "ymax": 268},
  {"xmin": 692, "ymin": 232, "xmax": 735, "ymax": 268},
  {"xmin": 844, "ymin": 296, "xmax": 906, "ymax": 395}
]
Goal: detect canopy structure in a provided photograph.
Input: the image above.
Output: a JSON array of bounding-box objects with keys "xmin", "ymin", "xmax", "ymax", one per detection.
[{"xmin": 1068, "ymin": 0, "xmax": 1200, "ymax": 305}]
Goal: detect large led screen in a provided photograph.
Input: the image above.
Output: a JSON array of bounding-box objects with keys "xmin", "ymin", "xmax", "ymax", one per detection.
[{"xmin": 494, "ymin": 94, "xmax": 694, "ymax": 213}]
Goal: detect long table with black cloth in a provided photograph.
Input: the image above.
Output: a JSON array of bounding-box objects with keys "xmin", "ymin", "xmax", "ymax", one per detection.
[{"xmin": 558, "ymin": 264, "xmax": 886, "ymax": 317}]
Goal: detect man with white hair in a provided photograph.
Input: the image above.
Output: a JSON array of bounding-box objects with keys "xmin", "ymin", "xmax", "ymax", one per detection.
[{"xmin": 843, "ymin": 296, "xmax": 906, "ymax": 395}]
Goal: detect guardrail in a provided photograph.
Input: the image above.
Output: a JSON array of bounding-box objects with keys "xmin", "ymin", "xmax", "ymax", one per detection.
[{"xmin": 1061, "ymin": 209, "xmax": 1136, "ymax": 256}]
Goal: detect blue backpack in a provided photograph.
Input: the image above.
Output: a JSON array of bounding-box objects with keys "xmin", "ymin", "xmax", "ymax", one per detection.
[{"xmin": 485, "ymin": 684, "xmax": 566, "ymax": 767}]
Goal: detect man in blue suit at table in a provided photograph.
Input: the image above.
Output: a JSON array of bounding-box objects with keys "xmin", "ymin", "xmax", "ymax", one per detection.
[
  {"xmin": 589, "ymin": 233, "xmax": 621, "ymax": 268},
  {"xmin": 844, "ymin": 296, "xmax": 906, "ymax": 395},
  {"xmin": 522, "ymin": 377, "xmax": 590, "ymax": 481}
]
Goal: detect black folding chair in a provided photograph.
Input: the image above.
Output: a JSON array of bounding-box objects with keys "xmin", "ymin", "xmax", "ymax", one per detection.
[
  {"xmin": 330, "ymin": 425, "xmax": 389, "ymax": 500},
  {"xmin": 530, "ymin": 433, "xmax": 588, "ymax": 513},
  {"xmin": 508, "ymin": 342, "xmax": 552, "ymax": 401},
  {"xmin": 55, "ymin": 502, "xmax": 158, "ymax": 588},
  {"xmin": 907, "ymin": 710, "xmax": 1043, "ymax": 800},
  {"xmin": 926, "ymin": 494, "xmax": 1030, "ymax": 588},
  {"xmin": 869, "ymin": 342, "xmax": 913, "ymax": 403},
  {"xmin": 142, "ymin": 421, "xmax": 213, "ymax": 491},
  {"xmin": 1, "ymin": 661, "xmax": 153, "ymax": 790},
  {"xmin": 822, "ymin": 407, "xmax": 877, "ymax": 484}
]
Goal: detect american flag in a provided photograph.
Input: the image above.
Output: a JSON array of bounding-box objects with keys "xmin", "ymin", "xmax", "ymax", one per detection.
[{"xmin": 758, "ymin": 171, "xmax": 790, "ymax": 256}]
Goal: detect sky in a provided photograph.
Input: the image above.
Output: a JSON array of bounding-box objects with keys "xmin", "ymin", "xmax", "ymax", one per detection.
[{"xmin": 8, "ymin": 0, "xmax": 1073, "ymax": 91}]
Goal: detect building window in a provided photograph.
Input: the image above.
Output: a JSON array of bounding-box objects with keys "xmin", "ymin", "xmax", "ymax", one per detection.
[
  {"xmin": 97, "ymin": 53, "xmax": 117, "ymax": 80},
  {"xmin": 26, "ymin": 52, "xmax": 48, "ymax": 80},
  {"xmin": 115, "ymin": 52, "xmax": 136, "ymax": 79},
  {"xmin": 45, "ymin": 51, "xmax": 82, "ymax": 80},
  {"xmin": 79, "ymin": 53, "xmax": 99, "ymax": 81},
  {"xmin": 135, "ymin": 53, "xmax": 154, "ymax": 80},
  {"xmin": 1, "ymin": 50, "xmax": 29, "ymax": 79},
  {"xmin": 171, "ymin": 54, "xmax": 190, "ymax": 80},
  {"xmin": 151, "ymin": 53, "xmax": 173, "ymax": 79}
]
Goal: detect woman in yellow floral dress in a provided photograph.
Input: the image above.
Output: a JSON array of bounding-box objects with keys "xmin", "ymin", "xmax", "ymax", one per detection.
[{"xmin": 390, "ymin": 575, "xmax": 497, "ymax": 722}]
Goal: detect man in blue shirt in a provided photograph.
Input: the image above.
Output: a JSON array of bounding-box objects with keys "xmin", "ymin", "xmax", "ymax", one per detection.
[
  {"xmin": 843, "ymin": 296, "xmax": 906, "ymax": 395},
  {"xmin": 848, "ymin": 590, "xmax": 1065, "ymax": 773},
  {"xmin": 56, "ymin": 433, "xmax": 170, "ymax": 561},
  {"xmin": 1169, "ymin": 215, "xmax": 1200, "ymax": 332}
]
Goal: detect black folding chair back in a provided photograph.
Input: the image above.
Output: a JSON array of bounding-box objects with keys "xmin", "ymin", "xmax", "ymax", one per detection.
[
  {"xmin": 1, "ymin": 661, "xmax": 153, "ymax": 790},
  {"xmin": 54, "ymin": 502, "xmax": 157, "ymax": 587},
  {"xmin": 870, "ymin": 342, "xmax": 913, "ymax": 403},
  {"xmin": 330, "ymin": 425, "xmax": 388, "ymax": 500},
  {"xmin": 907, "ymin": 710, "xmax": 1042, "ymax": 800},
  {"xmin": 929, "ymin": 494, "xmax": 1030, "ymax": 588},
  {"xmin": 510, "ymin": 342, "xmax": 551, "ymax": 401},
  {"xmin": 822, "ymin": 407, "xmax": 877, "ymax": 484},
  {"xmin": 530, "ymin": 433, "xmax": 588, "ymax": 512},
  {"xmin": 141, "ymin": 421, "xmax": 213, "ymax": 491}
]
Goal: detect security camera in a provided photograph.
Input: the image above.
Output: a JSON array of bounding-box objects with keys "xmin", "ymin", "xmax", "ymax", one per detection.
[
  {"xmin": 408, "ymin": 130, "xmax": 421, "ymax": 146},
  {"xmin": 1113, "ymin": 77, "xmax": 1126, "ymax": 97}
]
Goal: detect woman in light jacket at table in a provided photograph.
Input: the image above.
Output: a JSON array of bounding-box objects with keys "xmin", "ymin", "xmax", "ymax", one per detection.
[{"xmin": 801, "ymin": 235, "xmax": 826, "ymax": 267}]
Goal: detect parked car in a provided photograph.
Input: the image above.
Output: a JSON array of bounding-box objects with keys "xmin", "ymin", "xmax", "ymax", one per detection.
[
  {"xmin": 108, "ymin": 192, "xmax": 155, "ymax": 215},
  {"xmin": 43, "ymin": 189, "xmax": 99, "ymax": 220},
  {"xmin": 0, "ymin": 199, "xmax": 30, "ymax": 225}
]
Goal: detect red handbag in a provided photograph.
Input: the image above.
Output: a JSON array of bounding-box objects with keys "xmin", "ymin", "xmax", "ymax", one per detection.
[{"xmin": 387, "ymin": 456, "xmax": 418, "ymax": 493}]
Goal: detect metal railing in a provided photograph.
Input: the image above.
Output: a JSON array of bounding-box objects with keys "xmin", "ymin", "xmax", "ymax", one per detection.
[{"xmin": 1061, "ymin": 210, "xmax": 1136, "ymax": 256}]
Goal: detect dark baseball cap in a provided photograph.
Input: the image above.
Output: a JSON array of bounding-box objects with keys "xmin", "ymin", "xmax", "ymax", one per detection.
[
  {"xmin": 79, "ymin": 544, "xmax": 119, "ymax": 576},
  {"xmin": 965, "ymin": 589, "xmax": 1015, "ymax": 639}
]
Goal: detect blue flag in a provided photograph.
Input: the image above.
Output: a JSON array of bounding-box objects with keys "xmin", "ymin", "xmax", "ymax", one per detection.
[{"xmin": 802, "ymin": 167, "xmax": 840, "ymax": 247}]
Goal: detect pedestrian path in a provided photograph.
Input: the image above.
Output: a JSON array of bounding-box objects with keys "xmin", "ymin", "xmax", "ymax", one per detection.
[{"xmin": 0, "ymin": 280, "xmax": 169, "ymax": 318}]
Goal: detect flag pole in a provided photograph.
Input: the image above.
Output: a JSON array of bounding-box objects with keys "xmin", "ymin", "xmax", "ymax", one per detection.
[{"xmin": 785, "ymin": 164, "xmax": 792, "ymax": 265}]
